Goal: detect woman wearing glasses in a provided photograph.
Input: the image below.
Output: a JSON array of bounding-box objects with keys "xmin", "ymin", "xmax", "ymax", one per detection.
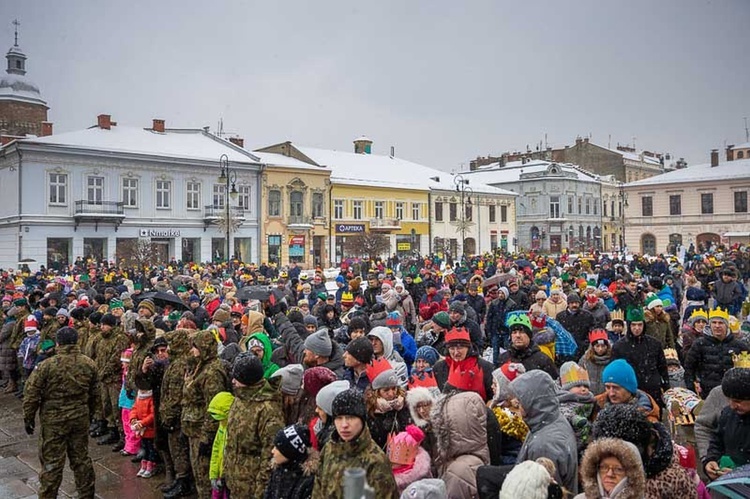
[{"xmin": 576, "ymin": 437, "xmax": 645, "ymax": 498}]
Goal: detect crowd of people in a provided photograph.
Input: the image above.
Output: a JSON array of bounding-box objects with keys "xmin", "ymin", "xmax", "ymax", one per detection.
[{"xmin": 3, "ymin": 245, "xmax": 750, "ymax": 499}]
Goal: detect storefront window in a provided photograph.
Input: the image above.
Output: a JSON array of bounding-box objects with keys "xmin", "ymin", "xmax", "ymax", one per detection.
[
  {"xmin": 234, "ymin": 237, "xmax": 252, "ymax": 263},
  {"xmin": 181, "ymin": 238, "xmax": 200, "ymax": 263},
  {"xmin": 288, "ymin": 235, "xmax": 305, "ymax": 263},
  {"xmin": 47, "ymin": 238, "xmax": 71, "ymax": 270},
  {"xmin": 83, "ymin": 238, "xmax": 107, "ymax": 263},
  {"xmin": 268, "ymin": 235, "xmax": 281, "ymax": 264}
]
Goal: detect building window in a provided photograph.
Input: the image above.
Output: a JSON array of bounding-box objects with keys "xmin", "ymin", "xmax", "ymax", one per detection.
[
  {"xmin": 186, "ymin": 181, "xmax": 200, "ymax": 210},
  {"xmin": 585, "ymin": 197, "xmax": 590, "ymax": 215},
  {"xmin": 701, "ymin": 193, "xmax": 714, "ymax": 214},
  {"xmin": 550, "ymin": 196, "xmax": 561, "ymax": 218},
  {"xmin": 237, "ymin": 185, "xmax": 251, "ymax": 211},
  {"xmin": 449, "ymin": 202, "xmax": 457, "ymax": 222},
  {"xmin": 353, "ymin": 200, "xmax": 363, "ymax": 220},
  {"xmin": 268, "ymin": 190, "xmax": 281, "ymax": 217},
  {"xmin": 738, "ymin": 151, "xmax": 745, "ymax": 159},
  {"xmin": 578, "ymin": 198, "xmax": 582, "ymax": 214},
  {"xmin": 156, "ymin": 180, "xmax": 171, "ymax": 209},
  {"xmin": 603, "ymin": 200, "xmax": 607, "ymax": 217},
  {"xmin": 87, "ymin": 176, "xmax": 104, "ymax": 204},
  {"xmin": 501, "ymin": 204, "xmax": 508, "ymax": 222},
  {"xmin": 396, "ymin": 202, "xmax": 404, "ymax": 220},
  {"xmin": 121, "ymin": 178, "xmax": 138, "ymax": 207},
  {"xmin": 290, "ymin": 191, "xmax": 303, "ymax": 217},
  {"xmin": 374, "ymin": 201, "xmax": 384, "ymax": 219},
  {"xmin": 734, "ymin": 191, "xmax": 748, "ymax": 213},
  {"xmin": 49, "ymin": 173, "xmax": 67, "ymax": 205},
  {"xmin": 593, "ymin": 199, "xmax": 598, "ymax": 215},
  {"xmin": 213, "ymin": 184, "xmax": 226, "ymax": 208},
  {"xmin": 489, "ymin": 204, "xmax": 496, "ymax": 223},
  {"xmin": 612, "ymin": 200, "xmax": 616, "ymax": 217},
  {"xmin": 312, "ymin": 192, "xmax": 324, "ymax": 218},
  {"xmin": 412, "ymin": 203, "xmax": 420, "ymax": 220},
  {"xmin": 641, "ymin": 196, "xmax": 653, "ymax": 217},
  {"xmin": 434, "ymin": 202, "xmax": 443, "ymax": 222},
  {"xmin": 333, "ymin": 199, "xmax": 344, "ymax": 219},
  {"xmin": 669, "ymin": 194, "xmax": 681, "ymax": 215},
  {"xmin": 568, "ymin": 196, "xmax": 573, "ymax": 214}
]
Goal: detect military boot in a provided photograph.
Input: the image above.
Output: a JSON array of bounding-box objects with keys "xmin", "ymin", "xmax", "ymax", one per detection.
[
  {"xmin": 90, "ymin": 420, "xmax": 108, "ymax": 438},
  {"xmin": 163, "ymin": 477, "xmax": 193, "ymax": 499},
  {"xmin": 3, "ymin": 379, "xmax": 17, "ymax": 394},
  {"xmin": 97, "ymin": 428, "xmax": 119, "ymax": 445}
]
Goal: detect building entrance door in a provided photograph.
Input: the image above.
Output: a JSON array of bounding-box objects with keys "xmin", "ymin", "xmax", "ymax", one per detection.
[{"xmin": 550, "ymin": 235, "xmax": 561, "ymax": 253}]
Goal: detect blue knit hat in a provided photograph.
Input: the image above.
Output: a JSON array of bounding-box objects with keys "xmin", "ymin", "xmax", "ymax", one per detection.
[
  {"xmin": 602, "ymin": 359, "xmax": 638, "ymax": 395},
  {"xmin": 415, "ymin": 346, "xmax": 440, "ymax": 367}
]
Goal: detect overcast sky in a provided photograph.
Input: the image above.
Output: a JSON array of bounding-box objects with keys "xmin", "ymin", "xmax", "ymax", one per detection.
[{"xmin": 2, "ymin": 0, "xmax": 749, "ymax": 171}]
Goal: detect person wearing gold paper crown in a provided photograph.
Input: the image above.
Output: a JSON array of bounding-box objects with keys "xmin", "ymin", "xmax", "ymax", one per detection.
[
  {"xmin": 387, "ymin": 424, "xmax": 432, "ymax": 495},
  {"xmin": 681, "ymin": 308, "xmax": 708, "ymax": 359},
  {"xmin": 684, "ymin": 308, "xmax": 749, "ymax": 398},
  {"xmin": 703, "ymin": 351, "xmax": 750, "ymax": 480}
]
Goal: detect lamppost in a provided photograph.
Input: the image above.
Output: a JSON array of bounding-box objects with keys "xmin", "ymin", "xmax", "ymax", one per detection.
[
  {"xmin": 218, "ymin": 154, "xmax": 238, "ymax": 262},
  {"xmin": 453, "ymin": 174, "xmax": 473, "ymax": 257},
  {"xmin": 618, "ymin": 183, "xmax": 628, "ymax": 253}
]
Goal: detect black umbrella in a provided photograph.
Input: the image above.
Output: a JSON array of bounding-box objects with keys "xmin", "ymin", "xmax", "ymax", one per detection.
[
  {"xmin": 707, "ymin": 464, "xmax": 750, "ymax": 498},
  {"xmin": 134, "ymin": 291, "xmax": 189, "ymax": 311},
  {"xmin": 514, "ymin": 259, "xmax": 532, "ymax": 268},
  {"xmin": 236, "ymin": 285, "xmax": 272, "ymax": 302}
]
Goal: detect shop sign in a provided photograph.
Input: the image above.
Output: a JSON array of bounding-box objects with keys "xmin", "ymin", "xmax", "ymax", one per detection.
[
  {"xmin": 140, "ymin": 228, "xmax": 180, "ymax": 238},
  {"xmin": 397, "ymin": 242, "xmax": 411, "ymax": 251},
  {"xmin": 335, "ymin": 223, "xmax": 365, "ymax": 233},
  {"xmin": 289, "ymin": 235, "xmax": 305, "ymax": 246}
]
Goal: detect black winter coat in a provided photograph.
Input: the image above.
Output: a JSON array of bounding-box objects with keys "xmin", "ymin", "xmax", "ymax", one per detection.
[
  {"xmin": 263, "ymin": 460, "xmax": 315, "ymax": 499},
  {"xmin": 684, "ymin": 334, "xmax": 749, "ymax": 396},
  {"xmin": 367, "ymin": 405, "xmax": 412, "ymax": 450},
  {"xmin": 466, "ymin": 293, "xmax": 487, "ymax": 322},
  {"xmin": 497, "ymin": 343, "xmax": 559, "ymax": 379},
  {"xmin": 612, "ymin": 332, "xmax": 669, "ymax": 406},
  {"xmin": 705, "ymin": 406, "xmax": 750, "ymax": 468},
  {"xmin": 555, "ymin": 309, "xmax": 595, "ymax": 357}
]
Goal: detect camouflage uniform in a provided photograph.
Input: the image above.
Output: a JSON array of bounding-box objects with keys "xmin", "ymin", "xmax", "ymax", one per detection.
[
  {"xmin": 84, "ymin": 324, "xmax": 100, "ymax": 360},
  {"xmin": 181, "ymin": 330, "xmax": 228, "ymax": 499},
  {"xmin": 223, "ymin": 380, "xmax": 284, "ymax": 498},
  {"xmin": 312, "ymin": 425, "xmax": 399, "ymax": 499},
  {"xmin": 9, "ymin": 306, "xmax": 29, "ymax": 350},
  {"xmin": 39, "ymin": 318, "xmax": 58, "ymax": 345},
  {"xmin": 160, "ymin": 329, "xmax": 192, "ymax": 480},
  {"xmin": 73, "ymin": 319, "xmax": 90, "ymax": 352},
  {"xmin": 126, "ymin": 318, "xmax": 155, "ymax": 392},
  {"xmin": 94, "ymin": 325, "xmax": 129, "ymax": 433},
  {"xmin": 22, "ymin": 343, "xmax": 100, "ymax": 499}
]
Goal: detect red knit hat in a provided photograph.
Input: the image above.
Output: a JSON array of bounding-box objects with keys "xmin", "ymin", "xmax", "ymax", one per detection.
[
  {"xmin": 588, "ymin": 329, "xmax": 608, "ymax": 344},
  {"xmin": 24, "ymin": 315, "xmax": 39, "ymax": 332},
  {"xmin": 500, "ymin": 361, "xmax": 523, "ymax": 382},
  {"xmin": 444, "ymin": 327, "xmax": 471, "ymax": 345}
]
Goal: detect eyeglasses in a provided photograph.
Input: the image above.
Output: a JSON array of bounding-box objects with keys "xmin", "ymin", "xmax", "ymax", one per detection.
[{"xmin": 598, "ymin": 464, "xmax": 625, "ymax": 476}]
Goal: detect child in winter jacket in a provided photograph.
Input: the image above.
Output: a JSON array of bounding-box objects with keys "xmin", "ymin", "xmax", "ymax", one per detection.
[
  {"xmin": 117, "ymin": 348, "xmax": 140, "ymax": 456},
  {"xmin": 264, "ymin": 424, "xmax": 318, "ymax": 499},
  {"xmin": 557, "ymin": 361, "xmax": 596, "ymax": 460},
  {"xmin": 18, "ymin": 315, "xmax": 41, "ymax": 378},
  {"xmin": 388, "ymin": 425, "xmax": 432, "ymax": 494},
  {"xmin": 207, "ymin": 391, "xmax": 234, "ymax": 499},
  {"xmin": 129, "ymin": 387, "xmax": 156, "ymax": 478}
]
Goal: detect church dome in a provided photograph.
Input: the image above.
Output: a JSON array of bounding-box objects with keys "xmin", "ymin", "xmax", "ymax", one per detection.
[{"xmin": 0, "ymin": 42, "xmax": 47, "ymax": 106}]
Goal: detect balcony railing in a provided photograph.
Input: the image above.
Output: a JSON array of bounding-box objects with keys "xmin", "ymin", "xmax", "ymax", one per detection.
[
  {"xmin": 370, "ymin": 217, "xmax": 401, "ymax": 230},
  {"xmin": 74, "ymin": 200, "xmax": 124, "ymax": 216},
  {"xmin": 204, "ymin": 205, "xmax": 246, "ymax": 219},
  {"xmin": 288, "ymin": 215, "xmax": 313, "ymax": 226}
]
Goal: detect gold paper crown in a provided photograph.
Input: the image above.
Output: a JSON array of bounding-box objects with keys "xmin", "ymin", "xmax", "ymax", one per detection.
[
  {"xmin": 688, "ymin": 308, "xmax": 708, "ymax": 322},
  {"xmin": 709, "ymin": 308, "xmax": 730, "ymax": 322},
  {"xmin": 560, "ymin": 363, "xmax": 590, "ymax": 387},
  {"xmin": 732, "ymin": 351, "xmax": 750, "ymax": 369},
  {"xmin": 611, "ymin": 310, "xmax": 625, "ymax": 323},
  {"xmin": 663, "ymin": 348, "xmax": 679, "ymax": 362},
  {"xmin": 386, "ymin": 434, "xmax": 419, "ymax": 466}
]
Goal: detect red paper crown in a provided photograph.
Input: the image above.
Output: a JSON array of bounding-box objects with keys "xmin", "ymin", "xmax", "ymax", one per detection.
[{"xmin": 366, "ymin": 357, "xmax": 392, "ymax": 383}]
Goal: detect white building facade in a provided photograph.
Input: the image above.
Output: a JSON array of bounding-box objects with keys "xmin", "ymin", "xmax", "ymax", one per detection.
[{"xmin": 0, "ymin": 116, "xmax": 263, "ymax": 269}]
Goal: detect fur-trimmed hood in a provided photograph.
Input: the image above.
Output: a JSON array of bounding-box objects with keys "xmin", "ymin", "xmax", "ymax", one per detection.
[
  {"xmin": 579, "ymin": 438, "xmax": 645, "ymax": 499},
  {"xmin": 430, "ymin": 391, "xmax": 489, "ymax": 469},
  {"xmin": 406, "ymin": 386, "xmax": 437, "ymax": 427},
  {"xmin": 644, "ymin": 308, "xmax": 670, "ymax": 324}
]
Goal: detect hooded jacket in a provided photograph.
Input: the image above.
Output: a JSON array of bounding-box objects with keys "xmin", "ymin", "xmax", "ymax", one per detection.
[
  {"xmin": 208, "ymin": 391, "xmax": 234, "ymax": 481},
  {"xmin": 583, "ymin": 297, "xmax": 612, "ymax": 330},
  {"xmin": 368, "ymin": 326, "xmax": 408, "ymax": 388},
  {"xmin": 181, "ymin": 330, "xmax": 228, "ymax": 441},
  {"xmin": 574, "ymin": 438, "xmax": 645, "ymax": 499},
  {"xmin": 510, "ymin": 370, "xmax": 579, "ymax": 495},
  {"xmin": 277, "ymin": 314, "xmax": 345, "ymax": 377},
  {"xmin": 431, "ymin": 391, "xmax": 489, "ymax": 499},
  {"xmin": 94, "ymin": 324, "xmax": 129, "ymax": 385},
  {"xmin": 644, "ymin": 308, "xmax": 675, "ymax": 349},
  {"xmin": 159, "ymin": 328, "xmax": 192, "ymax": 428},
  {"xmin": 125, "ymin": 317, "xmax": 156, "ymax": 392},
  {"xmin": 243, "ymin": 332, "xmax": 280, "ymax": 379}
]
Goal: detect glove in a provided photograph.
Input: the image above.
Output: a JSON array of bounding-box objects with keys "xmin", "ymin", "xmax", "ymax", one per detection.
[
  {"xmin": 198, "ymin": 441, "xmax": 212, "ymax": 458},
  {"xmin": 211, "ymin": 478, "xmax": 224, "ymax": 491},
  {"xmin": 24, "ymin": 422, "xmax": 34, "ymax": 436}
]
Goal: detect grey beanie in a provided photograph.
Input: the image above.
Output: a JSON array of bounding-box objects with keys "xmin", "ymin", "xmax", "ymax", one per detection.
[
  {"xmin": 498, "ymin": 286, "xmax": 509, "ymax": 298},
  {"xmin": 56, "ymin": 308, "xmax": 69, "ymax": 318},
  {"xmin": 399, "ymin": 479, "xmax": 447, "ymax": 499},
  {"xmin": 303, "ymin": 328, "xmax": 332, "ymax": 357},
  {"xmin": 303, "ymin": 315, "xmax": 318, "ymax": 327},
  {"xmin": 315, "ymin": 380, "xmax": 350, "ymax": 416},
  {"xmin": 372, "ymin": 368, "xmax": 400, "ymax": 390},
  {"xmin": 271, "ymin": 364, "xmax": 304, "ymax": 395}
]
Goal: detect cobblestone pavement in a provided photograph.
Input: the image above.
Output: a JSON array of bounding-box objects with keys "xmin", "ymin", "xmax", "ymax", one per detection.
[{"xmin": 0, "ymin": 386, "xmax": 177, "ymax": 499}]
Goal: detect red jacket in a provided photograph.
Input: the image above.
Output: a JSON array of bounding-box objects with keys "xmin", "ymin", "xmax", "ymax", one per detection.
[{"xmin": 130, "ymin": 393, "xmax": 156, "ymax": 438}]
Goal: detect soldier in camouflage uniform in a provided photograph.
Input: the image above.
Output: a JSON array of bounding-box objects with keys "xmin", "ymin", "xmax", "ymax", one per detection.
[
  {"xmin": 312, "ymin": 389, "xmax": 399, "ymax": 499},
  {"xmin": 181, "ymin": 329, "xmax": 228, "ymax": 499},
  {"xmin": 126, "ymin": 317, "xmax": 156, "ymax": 393},
  {"xmin": 38, "ymin": 308, "xmax": 59, "ymax": 345},
  {"xmin": 223, "ymin": 353, "xmax": 284, "ymax": 498},
  {"xmin": 70, "ymin": 307, "xmax": 90, "ymax": 350},
  {"xmin": 160, "ymin": 328, "xmax": 194, "ymax": 497},
  {"xmin": 93, "ymin": 313, "xmax": 130, "ymax": 445},
  {"xmin": 22, "ymin": 326, "xmax": 100, "ymax": 499},
  {"xmin": 8, "ymin": 298, "xmax": 31, "ymax": 393}
]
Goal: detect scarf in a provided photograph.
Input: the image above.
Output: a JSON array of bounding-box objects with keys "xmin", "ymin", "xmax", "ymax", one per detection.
[{"xmin": 375, "ymin": 395, "xmax": 405, "ymax": 414}]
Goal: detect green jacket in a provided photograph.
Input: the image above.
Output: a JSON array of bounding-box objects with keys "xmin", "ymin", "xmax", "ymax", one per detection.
[
  {"xmin": 312, "ymin": 425, "xmax": 399, "ymax": 499},
  {"xmin": 94, "ymin": 325, "xmax": 129, "ymax": 385},
  {"xmin": 23, "ymin": 344, "xmax": 100, "ymax": 425},
  {"xmin": 181, "ymin": 330, "xmax": 228, "ymax": 440},
  {"xmin": 223, "ymin": 380, "xmax": 284, "ymax": 498},
  {"xmin": 243, "ymin": 332, "xmax": 280, "ymax": 379},
  {"xmin": 208, "ymin": 391, "xmax": 234, "ymax": 481}
]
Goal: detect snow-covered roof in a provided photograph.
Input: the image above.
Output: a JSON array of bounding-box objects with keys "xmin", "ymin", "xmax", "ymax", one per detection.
[
  {"xmin": 626, "ymin": 158, "xmax": 750, "ymax": 187},
  {"xmin": 19, "ymin": 126, "xmax": 261, "ymax": 164},
  {"xmin": 464, "ymin": 159, "xmax": 600, "ymax": 185},
  {"xmin": 291, "ymin": 145, "xmax": 515, "ymax": 196},
  {"xmin": 0, "ymin": 72, "xmax": 46, "ymax": 106},
  {"xmin": 252, "ymin": 150, "xmax": 330, "ymax": 171},
  {"xmin": 730, "ymin": 142, "xmax": 750, "ymax": 150}
]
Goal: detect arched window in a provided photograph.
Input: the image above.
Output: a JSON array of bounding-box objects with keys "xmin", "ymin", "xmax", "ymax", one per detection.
[{"xmin": 641, "ymin": 234, "xmax": 656, "ymax": 255}]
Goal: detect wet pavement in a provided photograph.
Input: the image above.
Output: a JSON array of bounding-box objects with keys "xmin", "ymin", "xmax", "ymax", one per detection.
[{"xmin": 0, "ymin": 388, "xmax": 171, "ymax": 499}]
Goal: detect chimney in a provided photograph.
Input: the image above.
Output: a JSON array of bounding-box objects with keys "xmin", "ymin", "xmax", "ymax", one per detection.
[
  {"xmin": 710, "ymin": 149, "xmax": 719, "ymax": 167},
  {"xmin": 229, "ymin": 137, "xmax": 244, "ymax": 148},
  {"xmin": 152, "ymin": 119, "xmax": 165, "ymax": 133},
  {"xmin": 583, "ymin": 137, "xmax": 589, "ymax": 144},
  {"xmin": 97, "ymin": 114, "xmax": 111, "ymax": 130},
  {"xmin": 353, "ymin": 135, "xmax": 372, "ymax": 154},
  {"xmin": 40, "ymin": 122, "xmax": 53, "ymax": 137},
  {"xmin": 575, "ymin": 137, "xmax": 582, "ymax": 146},
  {"xmin": 726, "ymin": 145, "xmax": 734, "ymax": 162}
]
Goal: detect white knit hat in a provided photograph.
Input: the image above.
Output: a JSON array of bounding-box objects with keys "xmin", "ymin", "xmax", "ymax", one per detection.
[{"xmin": 499, "ymin": 460, "xmax": 551, "ymax": 499}]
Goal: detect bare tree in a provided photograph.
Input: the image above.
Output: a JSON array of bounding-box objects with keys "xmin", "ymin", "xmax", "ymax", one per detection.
[
  {"xmin": 344, "ymin": 232, "xmax": 391, "ymax": 260},
  {"xmin": 117, "ymin": 238, "xmax": 161, "ymax": 269}
]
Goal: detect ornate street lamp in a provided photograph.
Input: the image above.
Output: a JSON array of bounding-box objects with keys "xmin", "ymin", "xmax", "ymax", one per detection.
[
  {"xmin": 453, "ymin": 174, "xmax": 474, "ymax": 257},
  {"xmin": 218, "ymin": 154, "xmax": 239, "ymax": 262}
]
